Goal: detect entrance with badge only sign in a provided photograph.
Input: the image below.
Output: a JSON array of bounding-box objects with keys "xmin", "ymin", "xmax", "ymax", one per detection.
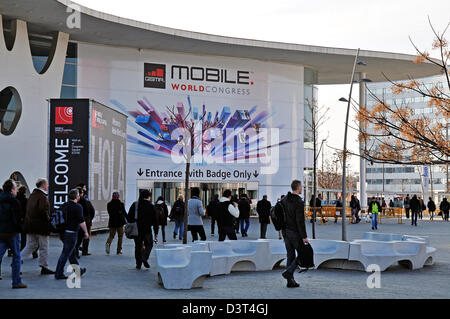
[{"xmin": 136, "ymin": 180, "xmax": 258, "ymax": 210}]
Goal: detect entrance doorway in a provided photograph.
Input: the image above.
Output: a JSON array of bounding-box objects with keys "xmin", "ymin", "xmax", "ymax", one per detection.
[{"xmin": 136, "ymin": 180, "xmax": 258, "ymax": 208}]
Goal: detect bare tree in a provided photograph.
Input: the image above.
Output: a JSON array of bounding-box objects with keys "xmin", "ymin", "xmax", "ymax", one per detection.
[
  {"xmin": 305, "ymin": 99, "xmax": 329, "ymax": 238},
  {"xmin": 352, "ymin": 19, "xmax": 449, "ymax": 166}
]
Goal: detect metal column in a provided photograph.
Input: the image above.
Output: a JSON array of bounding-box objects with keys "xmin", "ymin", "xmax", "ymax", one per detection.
[{"xmin": 359, "ymin": 72, "xmax": 367, "ymax": 210}]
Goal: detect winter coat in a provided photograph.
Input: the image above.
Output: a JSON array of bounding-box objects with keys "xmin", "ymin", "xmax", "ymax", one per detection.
[
  {"xmin": 24, "ymin": 189, "xmax": 50, "ymax": 235},
  {"xmin": 0, "ymin": 192, "xmax": 22, "ymax": 238},
  {"xmin": 439, "ymin": 199, "xmax": 449, "ymax": 213},
  {"xmin": 187, "ymin": 197, "xmax": 205, "ymax": 226},
  {"xmin": 238, "ymin": 198, "xmax": 251, "ymax": 219},
  {"xmin": 78, "ymin": 197, "xmax": 95, "ymax": 227},
  {"xmin": 170, "ymin": 199, "xmax": 185, "ymax": 222},
  {"xmin": 16, "ymin": 193, "xmax": 27, "ymax": 224},
  {"xmin": 155, "ymin": 200, "xmax": 169, "ymax": 226},
  {"xmin": 409, "ymin": 197, "xmax": 420, "ymax": 213},
  {"xmin": 282, "ymin": 192, "xmax": 307, "ymax": 239},
  {"xmin": 206, "ymin": 199, "xmax": 220, "ymax": 219},
  {"xmin": 427, "ymin": 200, "xmax": 436, "ymax": 212},
  {"xmin": 127, "ymin": 199, "xmax": 159, "ymax": 235},
  {"xmin": 350, "ymin": 198, "xmax": 361, "ymax": 211},
  {"xmin": 107, "ymin": 199, "xmax": 127, "ymax": 228},
  {"xmin": 256, "ymin": 199, "xmax": 271, "ymax": 224}
]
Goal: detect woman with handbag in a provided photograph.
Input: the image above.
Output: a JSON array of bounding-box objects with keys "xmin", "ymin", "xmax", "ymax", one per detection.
[
  {"xmin": 105, "ymin": 192, "xmax": 127, "ymax": 255},
  {"xmin": 127, "ymin": 190, "xmax": 159, "ymax": 270}
]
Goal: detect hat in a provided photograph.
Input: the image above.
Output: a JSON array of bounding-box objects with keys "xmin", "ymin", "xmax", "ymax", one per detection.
[{"xmin": 112, "ymin": 192, "xmax": 120, "ymax": 199}]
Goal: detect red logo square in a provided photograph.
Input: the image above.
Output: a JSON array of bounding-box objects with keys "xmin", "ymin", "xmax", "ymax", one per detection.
[{"xmin": 55, "ymin": 107, "xmax": 73, "ymax": 125}]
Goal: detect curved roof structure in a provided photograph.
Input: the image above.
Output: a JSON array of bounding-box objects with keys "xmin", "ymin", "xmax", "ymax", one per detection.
[{"xmin": 0, "ymin": 0, "xmax": 442, "ymax": 84}]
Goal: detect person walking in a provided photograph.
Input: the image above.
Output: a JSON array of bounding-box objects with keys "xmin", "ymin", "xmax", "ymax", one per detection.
[
  {"xmin": 427, "ymin": 197, "xmax": 436, "ymax": 221},
  {"xmin": 419, "ymin": 197, "xmax": 427, "ymax": 220},
  {"xmin": 389, "ymin": 199, "xmax": 395, "ymax": 208},
  {"xmin": 54, "ymin": 189, "xmax": 88, "ymax": 280},
  {"xmin": 217, "ymin": 190, "xmax": 240, "ymax": 241},
  {"xmin": 22, "ymin": 178, "xmax": 55, "ymax": 275},
  {"xmin": 206, "ymin": 194, "xmax": 220, "ymax": 237},
  {"xmin": 335, "ymin": 197, "xmax": 342, "ymax": 223},
  {"xmin": 439, "ymin": 198, "xmax": 449, "ymax": 221},
  {"xmin": 238, "ymin": 194, "xmax": 251, "ymax": 237},
  {"xmin": 16, "ymin": 186, "xmax": 28, "ymax": 251},
  {"xmin": 404, "ymin": 194, "xmax": 411, "ymax": 219},
  {"xmin": 256, "ymin": 195, "xmax": 271, "ymax": 239},
  {"xmin": 76, "ymin": 188, "xmax": 95, "ymax": 257},
  {"xmin": 280, "ymin": 180, "xmax": 309, "ymax": 288},
  {"xmin": 106, "ymin": 192, "xmax": 127, "ymax": 255},
  {"xmin": 155, "ymin": 196, "xmax": 169, "ymax": 243},
  {"xmin": 231, "ymin": 194, "xmax": 240, "ymax": 234},
  {"xmin": 410, "ymin": 195, "xmax": 420, "ymax": 226},
  {"xmin": 368, "ymin": 197, "xmax": 381, "ymax": 230},
  {"xmin": 127, "ymin": 190, "xmax": 159, "ymax": 269},
  {"xmin": 350, "ymin": 195, "xmax": 359, "ymax": 224},
  {"xmin": 170, "ymin": 195, "xmax": 185, "ymax": 240},
  {"xmin": 187, "ymin": 188, "xmax": 206, "ymax": 242},
  {"xmin": 0, "ymin": 180, "xmax": 27, "ymax": 288}
]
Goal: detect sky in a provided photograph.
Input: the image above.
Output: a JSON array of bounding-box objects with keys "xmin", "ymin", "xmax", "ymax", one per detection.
[{"xmin": 74, "ymin": 0, "xmax": 450, "ymax": 172}]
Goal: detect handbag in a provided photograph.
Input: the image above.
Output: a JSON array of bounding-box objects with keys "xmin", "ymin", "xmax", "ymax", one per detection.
[{"xmin": 124, "ymin": 201, "xmax": 139, "ymax": 239}]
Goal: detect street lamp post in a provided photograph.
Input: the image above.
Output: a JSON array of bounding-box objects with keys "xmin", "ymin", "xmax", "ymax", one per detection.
[{"xmin": 338, "ymin": 48, "xmax": 371, "ymax": 241}]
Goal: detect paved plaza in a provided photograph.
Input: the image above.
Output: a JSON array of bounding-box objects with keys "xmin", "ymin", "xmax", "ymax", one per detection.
[{"xmin": 0, "ymin": 217, "xmax": 449, "ymax": 299}]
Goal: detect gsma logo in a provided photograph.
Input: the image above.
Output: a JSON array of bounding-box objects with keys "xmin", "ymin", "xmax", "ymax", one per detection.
[
  {"xmin": 55, "ymin": 107, "xmax": 73, "ymax": 125},
  {"xmin": 144, "ymin": 63, "xmax": 166, "ymax": 89}
]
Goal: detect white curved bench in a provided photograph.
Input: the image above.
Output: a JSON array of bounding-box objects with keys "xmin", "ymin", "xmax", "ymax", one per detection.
[
  {"xmin": 349, "ymin": 239, "xmax": 428, "ymax": 271},
  {"xmin": 155, "ymin": 246, "xmax": 212, "ymax": 289},
  {"xmin": 363, "ymin": 232, "xmax": 403, "ymax": 241},
  {"xmin": 309, "ymin": 239, "xmax": 350, "ymax": 269}
]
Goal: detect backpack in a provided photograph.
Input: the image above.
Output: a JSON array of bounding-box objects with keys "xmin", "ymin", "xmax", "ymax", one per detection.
[
  {"xmin": 50, "ymin": 205, "xmax": 67, "ymax": 234},
  {"xmin": 155, "ymin": 205, "xmax": 166, "ymax": 225},
  {"xmin": 297, "ymin": 242, "xmax": 315, "ymax": 273},
  {"xmin": 271, "ymin": 199, "xmax": 287, "ymax": 231}
]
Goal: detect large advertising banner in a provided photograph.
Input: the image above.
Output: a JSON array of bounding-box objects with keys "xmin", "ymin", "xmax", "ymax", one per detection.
[
  {"xmin": 48, "ymin": 99, "xmax": 90, "ymax": 211},
  {"xmin": 77, "ymin": 45, "xmax": 304, "ymax": 205},
  {"xmin": 89, "ymin": 101, "xmax": 127, "ymax": 229}
]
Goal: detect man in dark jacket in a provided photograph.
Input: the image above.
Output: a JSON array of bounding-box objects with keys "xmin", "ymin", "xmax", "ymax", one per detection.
[
  {"xmin": 256, "ymin": 195, "xmax": 271, "ymax": 239},
  {"xmin": 207, "ymin": 194, "xmax": 220, "ymax": 237},
  {"xmin": 404, "ymin": 195, "xmax": 411, "ymax": 219},
  {"xmin": 439, "ymin": 198, "xmax": 449, "ymax": 221},
  {"xmin": 106, "ymin": 192, "xmax": 127, "ymax": 255},
  {"xmin": 127, "ymin": 190, "xmax": 159, "ymax": 269},
  {"xmin": 55, "ymin": 189, "xmax": 88, "ymax": 280},
  {"xmin": 76, "ymin": 188, "xmax": 95, "ymax": 257},
  {"xmin": 0, "ymin": 180, "xmax": 27, "ymax": 288},
  {"xmin": 427, "ymin": 197, "xmax": 436, "ymax": 220},
  {"xmin": 281, "ymin": 180, "xmax": 309, "ymax": 288},
  {"xmin": 171, "ymin": 195, "xmax": 185, "ymax": 240},
  {"xmin": 409, "ymin": 195, "xmax": 420, "ymax": 226},
  {"xmin": 238, "ymin": 194, "xmax": 251, "ymax": 237},
  {"xmin": 22, "ymin": 178, "xmax": 55, "ymax": 275}
]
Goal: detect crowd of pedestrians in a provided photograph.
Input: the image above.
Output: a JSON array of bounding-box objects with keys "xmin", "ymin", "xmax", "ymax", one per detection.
[{"xmin": 1, "ymin": 175, "xmax": 449, "ymax": 289}]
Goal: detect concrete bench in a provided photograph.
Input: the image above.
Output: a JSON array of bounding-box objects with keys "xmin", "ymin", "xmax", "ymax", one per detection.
[
  {"xmin": 349, "ymin": 239, "xmax": 429, "ymax": 271},
  {"xmin": 155, "ymin": 246, "xmax": 212, "ymax": 289},
  {"xmin": 363, "ymin": 232, "xmax": 403, "ymax": 241},
  {"xmin": 309, "ymin": 239, "xmax": 350, "ymax": 269}
]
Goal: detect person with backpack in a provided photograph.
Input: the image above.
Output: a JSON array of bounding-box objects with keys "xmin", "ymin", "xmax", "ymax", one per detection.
[
  {"xmin": 439, "ymin": 198, "xmax": 449, "ymax": 221},
  {"xmin": 217, "ymin": 190, "xmax": 240, "ymax": 241},
  {"xmin": 127, "ymin": 190, "xmax": 159, "ymax": 269},
  {"xmin": 187, "ymin": 188, "xmax": 206, "ymax": 242},
  {"xmin": 409, "ymin": 195, "xmax": 420, "ymax": 226},
  {"xmin": 350, "ymin": 195, "xmax": 361, "ymax": 224},
  {"xmin": 427, "ymin": 197, "xmax": 436, "ymax": 220},
  {"xmin": 170, "ymin": 195, "xmax": 185, "ymax": 240},
  {"xmin": 419, "ymin": 197, "xmax": 426, "ymax": 220},
  {"xmin": 206, "ymin": 194, "xmax": 220, "ymax": 237},
  {"xmin": 368, "ymin": 197, "xmax": 381, "ymax": 230},
  {"xmin": 55, "ymin": 189, "xmax": 88, "ymax": 280},
  {"xmin": 256, "ymin": 195, "xmax": 271, "ymax": 239},
  {"xmin": 278, "ymin": 180, "xmax": 308, "ymax": 288},
  {"xmin": 238, "ymin": 194, "xmax": 251, "ymax": 237},
  {"xmin": 106, "ymin": 192, "xmax": 127, "ymax": 255},
  {"xmin": 404, "ymin": 195, "xmax": 411, "ymax": 219},
  {"xmin": 0, "ymin": 179, "xmax": 27, "ymax": 288},
  {"xmin": 76, "ymin": 188, "xmax": 95, "ymax": 257},
  {"xmin": 155, "ymin": 196, "xmax": 169, "ymax": 243}
]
